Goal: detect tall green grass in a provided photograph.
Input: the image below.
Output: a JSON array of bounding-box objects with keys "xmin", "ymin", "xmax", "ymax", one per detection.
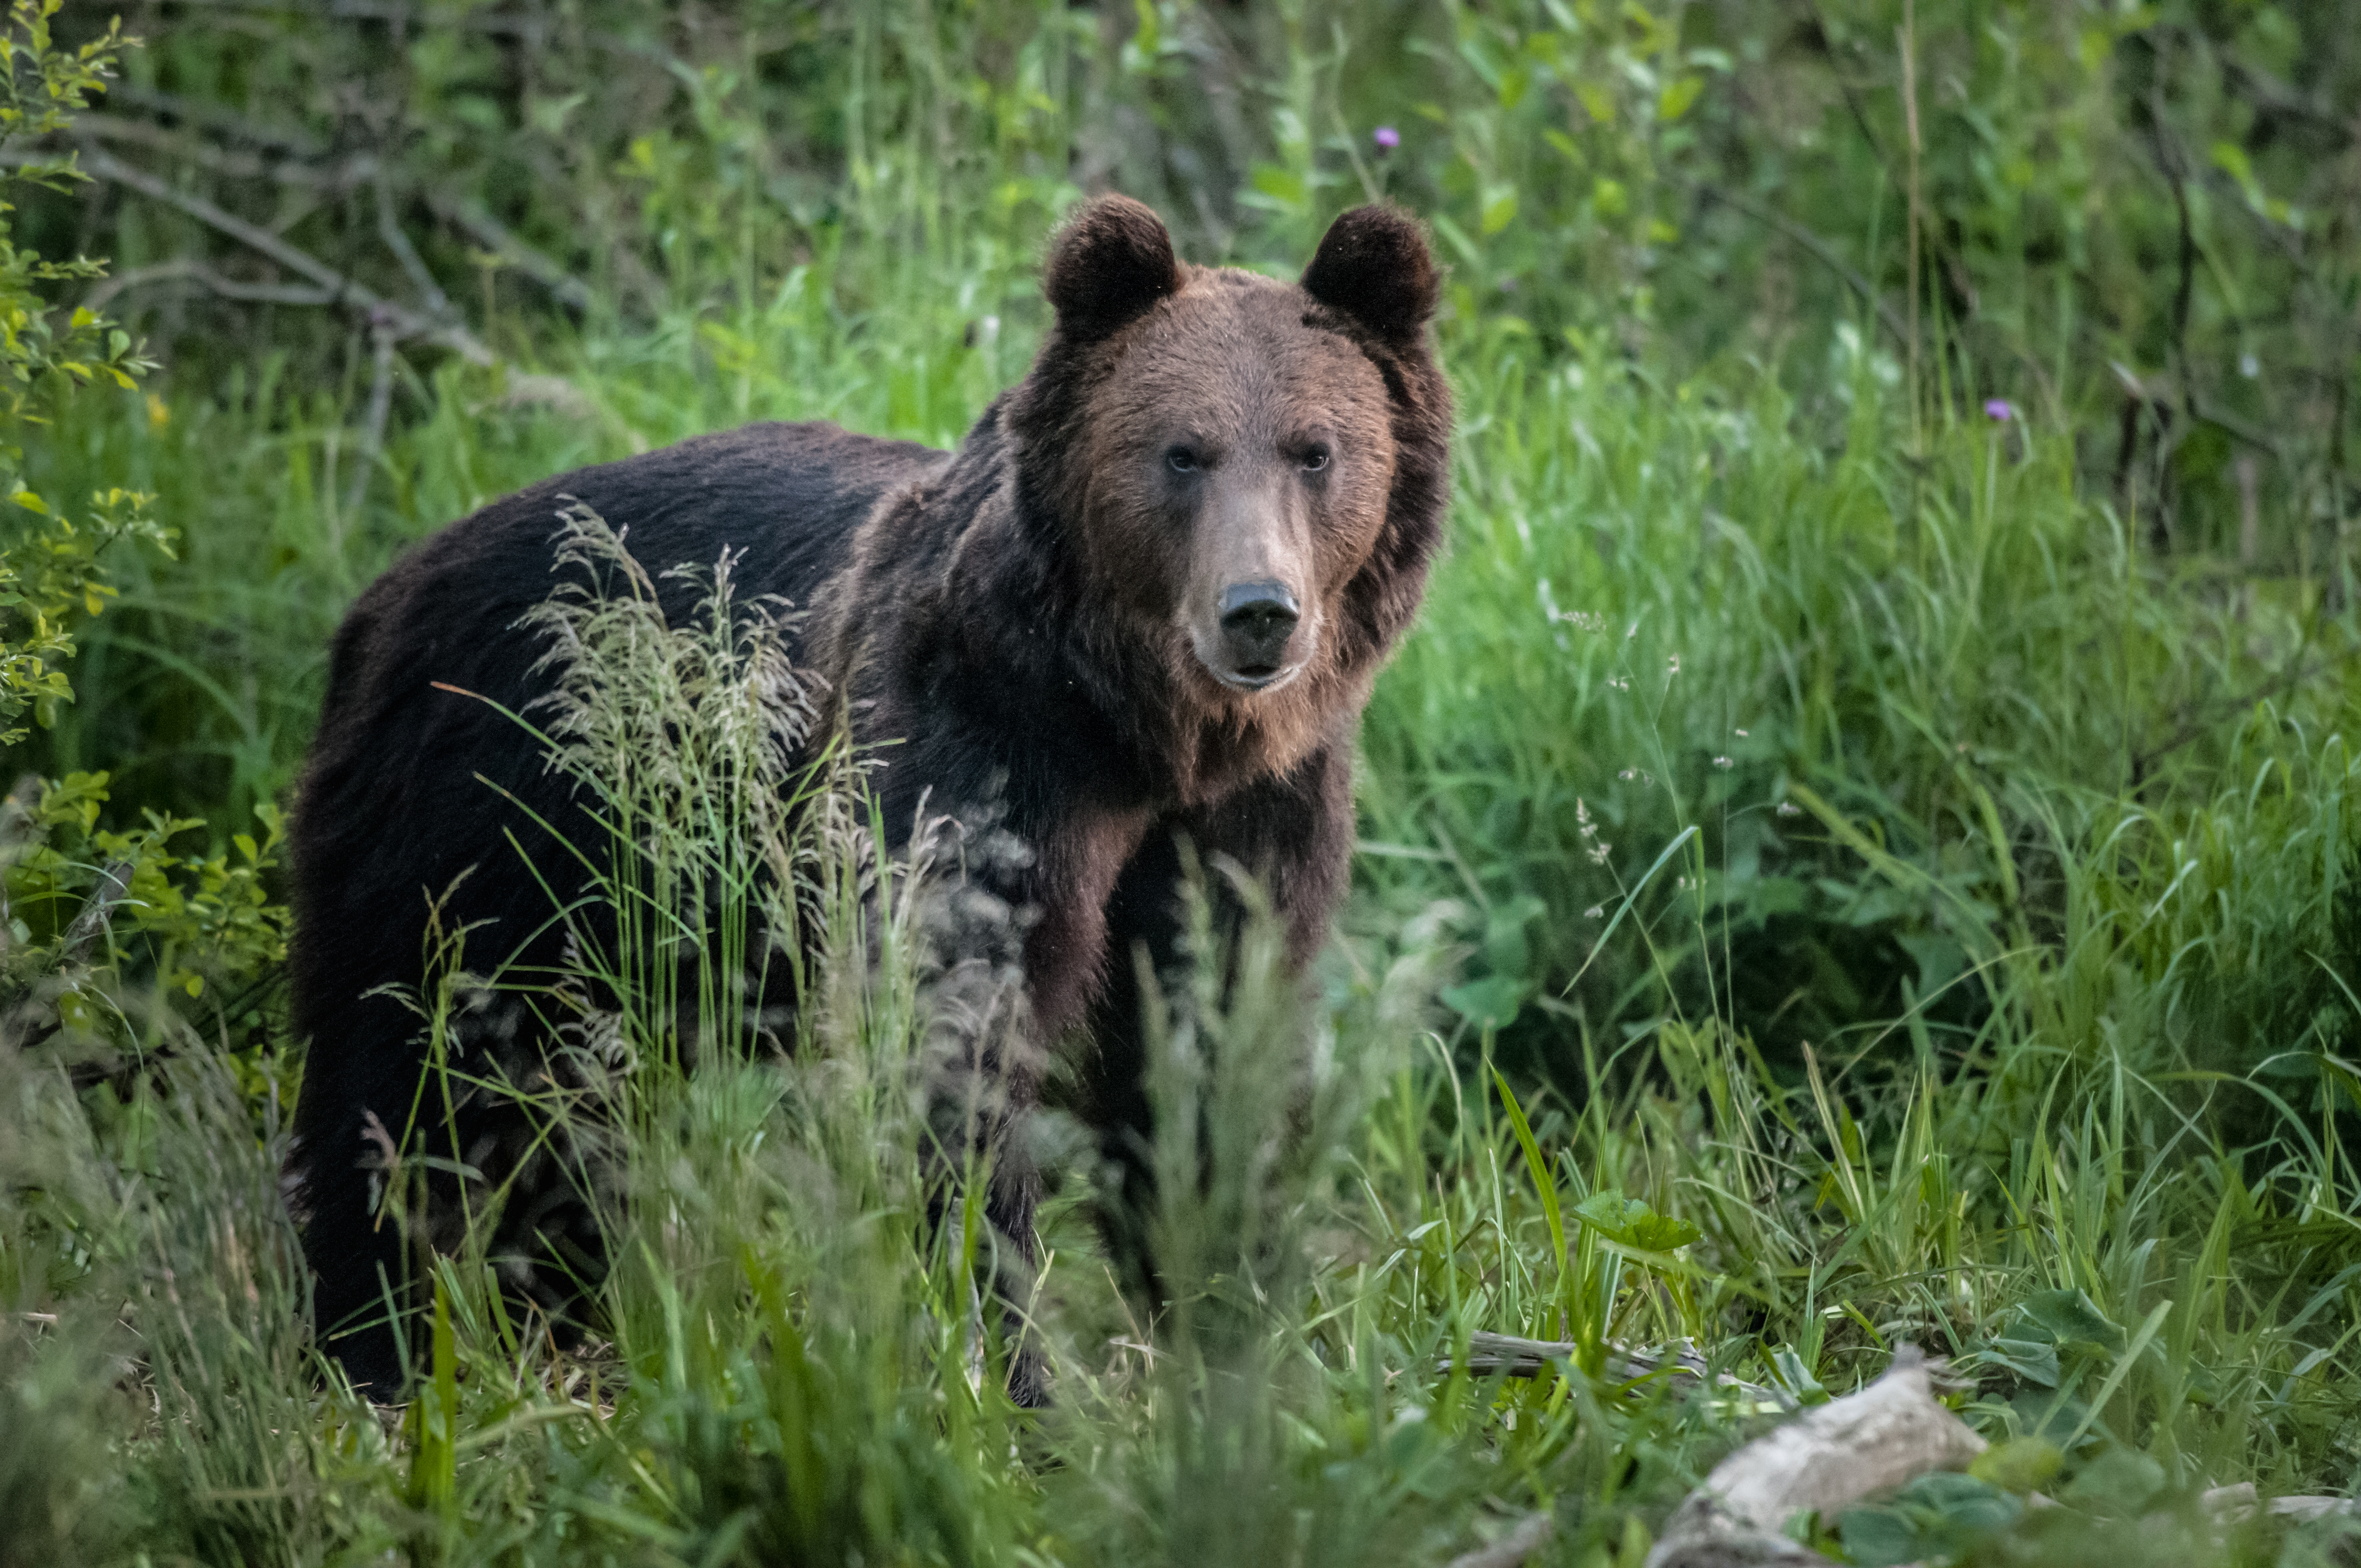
[
  {"xmin": 11, "ymin": 230, "xmax": 2359, "ymax": 1560},
  {"xmin": 3, "ymin": 2, "xmax": 2359, "ymax": 1560}
]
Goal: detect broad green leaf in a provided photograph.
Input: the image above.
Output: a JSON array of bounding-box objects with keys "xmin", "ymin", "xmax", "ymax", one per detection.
[
  {"xmin": 2017, "ymin": 1288, "xmax": 2125, "ymax": 1352},
  {"xmin": 1971, "ymin": 1437, "xmax": 2063, "ymax": 1495},
  {"xmin": 1657, "ymin": 75, "xmax": 1703, "ymax": 122},
  {"xmin": 1978, "ymin": 1336, "xmax": 2060, "ymax": 1387},
  {"xmin": 2059, "ymin": 1448, "xmax": 2165, "ymax": 1517},
  {"xmin": 1479, "ymin": 184, "xmax": 1519, "ymax": 237}
]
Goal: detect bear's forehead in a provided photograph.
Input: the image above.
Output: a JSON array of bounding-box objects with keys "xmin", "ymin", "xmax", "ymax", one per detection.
[{"xmin": 1098, "ymin": 270, "xmax": 1391, "ymax": 427}]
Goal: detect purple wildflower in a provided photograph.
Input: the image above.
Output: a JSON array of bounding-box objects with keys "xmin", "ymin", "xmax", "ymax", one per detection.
[
  {"xmin": 1373, "ymin": 125, "xmax": 1400, "ymax": 153},
  {"xmin": 1983, "ymin": 398, "xmax": 2015, "ymax": 422}
]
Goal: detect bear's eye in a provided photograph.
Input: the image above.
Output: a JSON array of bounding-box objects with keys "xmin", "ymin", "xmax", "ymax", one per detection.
[
  {"xmin": 1301, "ymin": 445, "xmax": 1331, "ymax": 473},
  {"xmin": 1166, "ymin": 447, "xmax": 1200, "ymax": 475}
]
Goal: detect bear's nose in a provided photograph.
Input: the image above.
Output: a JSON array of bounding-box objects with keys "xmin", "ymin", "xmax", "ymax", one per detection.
[{"xmin": 1217, "ymin": 580, "xmax": 1300, "ymax": 680}]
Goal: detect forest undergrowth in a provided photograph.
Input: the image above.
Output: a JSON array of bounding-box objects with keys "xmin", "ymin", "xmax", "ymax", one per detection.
[{"xmin": 2, "ymin": 2, "xmax": 2359, "ymax": 1564}]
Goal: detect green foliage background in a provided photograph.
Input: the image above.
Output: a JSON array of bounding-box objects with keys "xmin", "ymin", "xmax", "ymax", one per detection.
[{"xmin": 0, "ymin": 1, "xmax": 2357, "ymax": 1564}]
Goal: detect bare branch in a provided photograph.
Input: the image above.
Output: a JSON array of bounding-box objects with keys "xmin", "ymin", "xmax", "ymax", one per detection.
[
  {"xmin": 346, "ymin": 320, "xmax": 399, "ymax": 520},
  {"xmin": 1443, "ymin": 1332, "xmax": 1795, "ymax": 1410},
  {"xmin": 104, "ymin": 85, "xmax": 327, "ymax": 158},
  {"xmin": 3, "ymin": 143, "xmax": 492, "ymax": 364},
  {"xmin": 61, "ymin": 862, "xmax": 134, "ymax": 968},
  {"xmin": 80, "ymin": 257, "xmax": 335, "ymax": 313},
  {"xmin": 70, "ymin": 115, "xmax": 593, "ymax": 313},
  {"xmin": 375, "ymin": 172, "xmax": 452, "ymax": 318},
  {"xmin": 421, "ymin": 189, "xmax": 594, "ymax": 313},
  {"xmin": 1692, "ymin": 181, "xmax": 1912, "ymax": 353}
]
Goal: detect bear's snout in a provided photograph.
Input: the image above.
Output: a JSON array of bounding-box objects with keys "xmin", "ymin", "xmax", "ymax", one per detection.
[{"xmin": 1215, "ymin": 580, "xmax": 1301, "ymax": 685}]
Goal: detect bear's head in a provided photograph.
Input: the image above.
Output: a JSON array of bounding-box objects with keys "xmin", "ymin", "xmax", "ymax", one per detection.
[{"xmin": 1009, "ymin": 196, "xmax": 1451, "ymax": 770}]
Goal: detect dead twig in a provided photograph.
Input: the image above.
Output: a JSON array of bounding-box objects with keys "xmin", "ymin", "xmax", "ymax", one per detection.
[
  {"xmin": 104, "ymin": 85, "xmax": 327, "ymax": 158},
  {"xmin": 4, "ymin": 143, "xmax": 492, "ymax": 364},
  {"xmin": 345, "ymin": 317, "xmax": 399, "ymax": 522},
  {"xmin": 80, "ymin": 256, "xmax": 335, "ymax": 313},
  {"xmin": 68, "ymin": 115, "xmax": 593, "ymax": 314},
  {"xmin": 374, "ymin": 172, "xmax": 452, "ymax": 319},
  {"xmin": 59, "ymin": 861, "xmax": 134, "ymax": 968},
  {"xmin": 2132, "ymin": 651, "xmax": 2347, "ymax": 777},
  {"xmin": 421, "ymin": 189, "xmax": 594, "ymax": 313},
  {"xmin": 1691, "ymin": 182, "xmax": 1911, "ymax": 353},
  {"xmin": 1442, "ymin": 1332, "xmax": 1795, "ymax": 1410}
]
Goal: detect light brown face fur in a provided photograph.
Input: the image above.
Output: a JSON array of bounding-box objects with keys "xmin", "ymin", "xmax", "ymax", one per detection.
[{"xmin": 1072, "ymin": 268, "xmax": 1399, "ymax": 722}]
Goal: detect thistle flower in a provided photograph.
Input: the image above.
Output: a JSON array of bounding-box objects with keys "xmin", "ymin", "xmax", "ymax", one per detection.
[
  {"xmin": 1983, "ymin": 398, "xmax": 2014, "ymax": 422},
  {"xmin": 1373, "ymin": 126, "xmax": 1400, "ymax": 152}
]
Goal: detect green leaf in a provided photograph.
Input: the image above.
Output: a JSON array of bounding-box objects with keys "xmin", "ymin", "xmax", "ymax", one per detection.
[
  {"xmin": 1441, "ymin": 974, "xmax": 1528, "ymax": 1028},
  {"xmin": 1657, "ymin": 75, "xmax": 1704, "ymax": 122},
  {"xmin": 1767, "ymin": 1346, "xmax": 1829, "ymax": 1405},
  {"xmin": 1838, "ymin": 1473, "xmax": 2020, "ymax": 1567},
  {"xmin": 1971, "ymin": 1437, "xmax": 2063, "ymax": 1495},
  {"xmin": 1479, "ymin": 184, "xmax": 1519, "ymax": 237},
  {"xmin": 1978, "ymin": 1336, "xmax": 2060, "ymax": 1387},
  {"xmin": 1625, "ymin": 1210, "xmax": 1702, "ymax": 1252},
  {"xmin": 1249, "ymin": 164, "xmax": 1307, "ymax": 208},
  {"xmin": 1492, "ymin": 1068, "xmax": 1566, "ymax": 1307},
  {"xmin": 1481, "ymin": 894, "xmax": 1547, "ymax": 981},
  {"xmin": 1570, "ymin": 1191, "xmax": 1697, "ymax": 1252},
  {"xmin": 2059, "ymin": 1448, "xmax": 2165, "ymax": 1517},
  {"xmin": 2017, "ymin": 1288, "xmax": 2125, "ymax": 1352}
]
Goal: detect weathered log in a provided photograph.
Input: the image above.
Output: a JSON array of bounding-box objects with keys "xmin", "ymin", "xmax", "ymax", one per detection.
[{"xmin": 1644, "ymin": 1347, "xmax": 1985, "ymax": 1568}]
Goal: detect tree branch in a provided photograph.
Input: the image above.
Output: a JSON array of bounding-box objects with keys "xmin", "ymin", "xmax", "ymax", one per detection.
[
  {"xmin": 2, "ymin": 143, "xmax": 492, "ymax": 364},
  {"xmin": 68, "ymin": 115, "xmax": 593, "ymax": 314},
  {"xmin": 1691, "ymin": 181, "xmax": 1911, "ymax": 353},
  {"xmin": 79, "ymin": 257, "xmax": 335, "ymax": 312}
]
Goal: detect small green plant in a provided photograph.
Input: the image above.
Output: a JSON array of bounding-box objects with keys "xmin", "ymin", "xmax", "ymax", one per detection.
[{"xmin": 0, "ymin": 0, "xmax": 161, "ymax": 745}]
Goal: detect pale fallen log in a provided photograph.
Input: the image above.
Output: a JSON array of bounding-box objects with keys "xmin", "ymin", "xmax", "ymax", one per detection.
[{"xmin": 1644, "ymin": 1347, "xmax": 1985, "ymax": 1568}]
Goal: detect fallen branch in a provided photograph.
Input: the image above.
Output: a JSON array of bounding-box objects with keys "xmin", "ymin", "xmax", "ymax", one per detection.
[
  {"xmin": 1644, "ymin": 1347, "xmax": 1983, "ymax": 1568},
  {"xmin": 1443, "ymin": 1332, "xmax": 1794, "ymax": 1411}
]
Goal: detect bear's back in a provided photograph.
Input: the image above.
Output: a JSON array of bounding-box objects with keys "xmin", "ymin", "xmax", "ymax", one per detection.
[{"xmin": 289, "ymin": 418, "xmax": 947, "ymax": 1097}]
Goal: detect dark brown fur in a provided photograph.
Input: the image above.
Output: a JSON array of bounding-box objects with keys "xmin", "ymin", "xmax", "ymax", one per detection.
[{"xmin": 286, "ymin": 196, "xmax": 1450, "ymax": 1395}]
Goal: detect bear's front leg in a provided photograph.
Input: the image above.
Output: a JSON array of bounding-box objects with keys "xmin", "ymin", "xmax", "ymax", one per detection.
[{"xmin": 1070, "ymin": 742, "xmax": 1357, "ymax": 1304}]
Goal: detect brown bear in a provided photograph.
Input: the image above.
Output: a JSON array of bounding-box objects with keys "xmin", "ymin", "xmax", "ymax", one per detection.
[{"xmin": 286, "ymin": 195, "xmax": 1451, "ymax": 1396}]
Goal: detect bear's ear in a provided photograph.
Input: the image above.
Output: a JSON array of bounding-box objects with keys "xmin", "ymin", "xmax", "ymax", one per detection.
[
  {"xmin": 1043, "ymin": 195, "xmax": 1182, "ymax": 339},
  {"xmin": 1301, "ymin": 205, "xmax": 1438, "ymax": 349}
]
